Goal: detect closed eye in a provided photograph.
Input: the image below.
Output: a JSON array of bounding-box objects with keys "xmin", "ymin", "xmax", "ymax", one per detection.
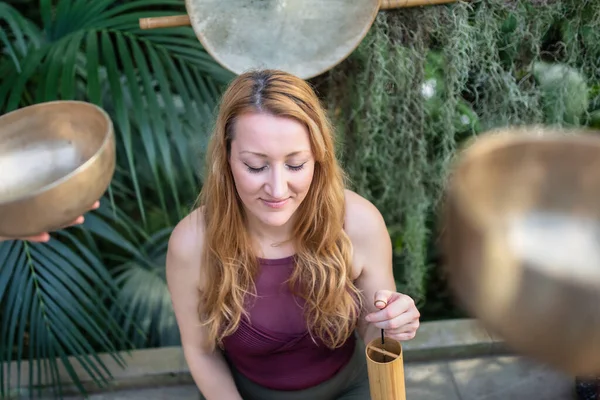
[
  {"xmin": 245, "ymin": 164, "xmax": 266, "ymax": 174},
  {"xmin": 287, "ymin": 163, "xmax": 306, "ymax": 171},
  {"xmin": 244, "ymin": 162, "xmax": 307, "ymax": 174}
]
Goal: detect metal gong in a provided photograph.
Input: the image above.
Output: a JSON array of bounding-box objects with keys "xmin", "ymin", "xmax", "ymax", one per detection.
[
  {"xmin": 186, "ymin": 0, "xmax": 378, "ymax": 79},
  {"xmin": 139, "ymin": 0, "xmax": 459, "ymax": 79},
  {"xmin": 442, "ymin": 126, "xmax": 600, "ymax": 376}
]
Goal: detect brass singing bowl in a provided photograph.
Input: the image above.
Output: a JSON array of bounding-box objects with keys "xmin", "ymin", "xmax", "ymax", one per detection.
[
  {"xmin": 0, "ymin": 101, "xmax": 115, "ymax": 238},
  {"xmin": 442, "ymin": 126, "xmax": 600, "ymax": 376}
]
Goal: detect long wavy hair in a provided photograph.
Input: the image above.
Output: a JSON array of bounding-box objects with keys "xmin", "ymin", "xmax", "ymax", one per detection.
[{"xmin": 197, "ymin": 69, "xmax": 363, "ymax": 351}]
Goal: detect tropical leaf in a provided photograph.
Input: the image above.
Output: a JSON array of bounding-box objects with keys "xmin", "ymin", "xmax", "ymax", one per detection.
[
  {"xmin": 0, "ymin": 0, "xmax": 226, "ymax": 396},
  {"xmin": 110, "ymin": 227, "xmax": 179, "ymax": 349},
  {"xmin": 0, "ymin": 233, "xmax": 129, "ymax": 399},
  {"xmin": 0, "ymin": 2, "xmax": 42, "ymax": 72},
  {"xmin": 83, "ymin": 203, "xmax": 182, "ymax": 348}
]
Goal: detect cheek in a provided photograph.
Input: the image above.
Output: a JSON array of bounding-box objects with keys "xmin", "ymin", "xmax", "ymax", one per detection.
[
  {"xmin": 292, "ymin": 166, "xmax": 315, "ymax": 194},
  {"xmin": 231, "ymin": 166, "xmax": 263, "ymax": 197}
]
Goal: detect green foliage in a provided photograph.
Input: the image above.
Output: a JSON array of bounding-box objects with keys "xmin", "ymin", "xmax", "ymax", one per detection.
[
  {"xmin": 532, "ymin": 61, "xmax": 589, "ymax": 125},
  {"xmin": 0, "ymin": 0, "xmax": 231, "ymax": 397},
  {"xmin": 316, "ymin": 0, "xmax": 600, "ymax": 307},
  {"xmin": 0, "ymin": 234, "xmax": 128, "ymax": 398}
]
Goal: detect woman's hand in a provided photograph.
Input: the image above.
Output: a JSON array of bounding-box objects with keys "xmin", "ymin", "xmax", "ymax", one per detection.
[
  {"xmin": 365, "ymin": 289, "xmax": 421, "ymax": 341},
  {"xmin": 0, "ymin": 201, "xmax": 100, "ymax": 243}
]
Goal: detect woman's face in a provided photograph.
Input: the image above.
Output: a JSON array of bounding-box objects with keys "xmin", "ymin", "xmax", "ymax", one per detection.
[{"xmin": 229, "ymin": 112, "xmax": 315, "ymax": 231}]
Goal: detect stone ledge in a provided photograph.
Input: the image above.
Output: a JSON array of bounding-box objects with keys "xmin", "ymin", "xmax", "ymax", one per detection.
[
  {"xmin": 5, "ymin": 318, "xmax": 510, "ymax": 397},
  {"xmin": 403, "ymin": 318, "xmax": 510, "ymax": 362}
]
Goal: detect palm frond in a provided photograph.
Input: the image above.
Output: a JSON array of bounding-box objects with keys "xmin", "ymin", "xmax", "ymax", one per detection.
[
  {"xmin": 0, "ymin": 2, "xmax": 42, "ymax": 71},
  {"xmin": 81, "ymin": 205, "xmax": 179, "ymax": 348},
  {"xmin": 111, "ymin": 227, "xmax": 179, "ymax": 348},
  {"xmin": 0, "ymin": 1, "xmax": 226, "ymax": 395},
  {"xmin": 81, "ymin": 201, "xmax": 183, "ymax": 348},
  {"xmin": 0, "ymin": 234, "xmax": 129, "ymax": 399}
]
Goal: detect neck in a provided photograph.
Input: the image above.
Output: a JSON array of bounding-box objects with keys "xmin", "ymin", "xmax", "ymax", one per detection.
[{"xmin": 245, "ymin": 212, "xmax": 295, "ymax": 249}]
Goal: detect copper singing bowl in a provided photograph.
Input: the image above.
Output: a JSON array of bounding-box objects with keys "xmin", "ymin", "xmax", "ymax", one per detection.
[
  {"xmin": 0, "ymin": 101, "xmax": 115, "ymax": 237},
  {"xmin": 442, "ymin": 126, "xmax": 600, "ymax": 376}
]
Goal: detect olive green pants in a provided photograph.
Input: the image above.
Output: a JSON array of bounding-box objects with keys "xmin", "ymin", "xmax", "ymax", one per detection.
[{"xmin": 199, "ymin": 337, "xmax": 371, "ymax": 400}]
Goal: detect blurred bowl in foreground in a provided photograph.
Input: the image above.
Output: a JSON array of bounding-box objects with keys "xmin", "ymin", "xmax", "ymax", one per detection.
[
  {"xmin": 0, "ymin": 100, "xmax": 115, "ymax": 238},
  {"xmin": 442, "ymin": 125, "xmax": 600, "ymax": 376}
]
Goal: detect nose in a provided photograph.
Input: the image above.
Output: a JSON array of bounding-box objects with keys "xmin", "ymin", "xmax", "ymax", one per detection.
[{"xmin": 265, "ymin": 165, "xmax": 287, "ymax": 199}]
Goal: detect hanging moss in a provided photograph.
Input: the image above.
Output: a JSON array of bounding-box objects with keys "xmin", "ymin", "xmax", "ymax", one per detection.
[{"xmin": 312, "ymin": 0, "xmax": 600, "ymax": 308}]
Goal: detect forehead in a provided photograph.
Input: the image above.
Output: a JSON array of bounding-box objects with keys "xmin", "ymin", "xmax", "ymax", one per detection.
[{"xmin": 231, "ymin": 112, "xmax": 311, "ymax": 156}]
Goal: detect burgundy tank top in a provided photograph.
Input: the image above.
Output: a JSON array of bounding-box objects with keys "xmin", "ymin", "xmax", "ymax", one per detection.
[{"xmin": 221, "ymin": 255, "xmax": 356, "ymax": 391}]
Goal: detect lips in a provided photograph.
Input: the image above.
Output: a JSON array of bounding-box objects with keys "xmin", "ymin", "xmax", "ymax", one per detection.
[{"xmin": 262, "ymin": 198, "xmax": 289, "ymax": 209}]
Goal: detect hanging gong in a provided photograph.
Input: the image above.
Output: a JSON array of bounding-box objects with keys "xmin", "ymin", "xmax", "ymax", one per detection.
[{"xmin": 139, "ymin": 0, "xmax": 458, "ymax": 79}]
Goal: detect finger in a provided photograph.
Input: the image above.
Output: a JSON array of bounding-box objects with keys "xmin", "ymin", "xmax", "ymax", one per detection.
[
  {"xmin": 374, "ymin": 299, "xmax": 387, "ymax": 309},
  {"xmin": 51, "ymin": 216, "xmax": 85, "ymax": 231},
  {"xmin": 370, "ymin": 311, "xmax": 417, "ymax": 330},
  {"xmin": 386, "ymin": 320, "xmax": 420, "ymax": 341},
  {"xmin": 366, "ymin": 295, "xmax": 412, "ymax": 323},
  {"xmin": 373, "ymin": 289, "xmax": 394, "ymax": 309},
  {"xmin": 386, "ymin": 320, "xmax": 420, "ymax": 335},
  {"xmin": 64, "ymin": 216, "xmax": 85, "ymax": 227},
  {"xmin": 387, "ymin": 330, "xmax": 418, "ymax": 342},
  {"xmin": 21, "ymin": 233, "xmax": 51, "ymax": 242},
  {"xmin": 91, "ymin": 201, "xmax": 100, "ymax": 210}
]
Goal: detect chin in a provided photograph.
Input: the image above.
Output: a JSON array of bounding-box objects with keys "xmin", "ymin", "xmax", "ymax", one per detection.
[{"xmin": 258, "ymin": 212, "xmax": 294, "ymax": 227}]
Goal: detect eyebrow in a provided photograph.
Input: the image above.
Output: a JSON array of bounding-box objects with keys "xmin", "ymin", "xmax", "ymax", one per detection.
[{"xmin": 239, "ymin": 150, "xmax": 310, "ymax": 158}]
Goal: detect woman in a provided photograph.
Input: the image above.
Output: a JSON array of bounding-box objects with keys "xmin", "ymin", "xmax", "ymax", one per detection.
[
  {"xmin": 0, "ymin": 201, "xmax": 100, "ymax": 243},
  {"xmin": 166, "ymin": 69, "xmax": 421, "ymax": 400}
]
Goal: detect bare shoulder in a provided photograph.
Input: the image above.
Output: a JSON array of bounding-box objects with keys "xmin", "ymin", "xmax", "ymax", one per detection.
[
  {"xmin": 166, "ymin": 206, "xmax": 206, "ymax": 284},
  {"xmin": 167, "ymin": 207, "xmax": 214, "ymax": 352},
  {"xmin": 343, "ymin": 189, "xmax": 389, "ymax": 247},
  {"xmin": 343, "ymin": 190, "xmax": 394, "ymax": 285}
]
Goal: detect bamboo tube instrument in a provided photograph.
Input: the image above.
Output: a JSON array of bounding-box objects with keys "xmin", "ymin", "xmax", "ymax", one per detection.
[
  {"xmin": 366, "ymin": 300, "xmax": 407, "ymax": 400},
  {"xmin": 137, "ymin": 0, "xmax": 459, "ymax": 79},
  {"xmin": 366, "ymin": 338, "xmax": 406, "ymax": 400}
]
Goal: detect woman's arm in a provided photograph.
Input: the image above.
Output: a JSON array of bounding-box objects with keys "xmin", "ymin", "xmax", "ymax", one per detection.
[
  {"xmin": 166, "ymin": 210, "xmax": 243, "ymax": 400},
  {"xmin": 344, "ymin": 191, "xmax": 420, "ymax": 344}
]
